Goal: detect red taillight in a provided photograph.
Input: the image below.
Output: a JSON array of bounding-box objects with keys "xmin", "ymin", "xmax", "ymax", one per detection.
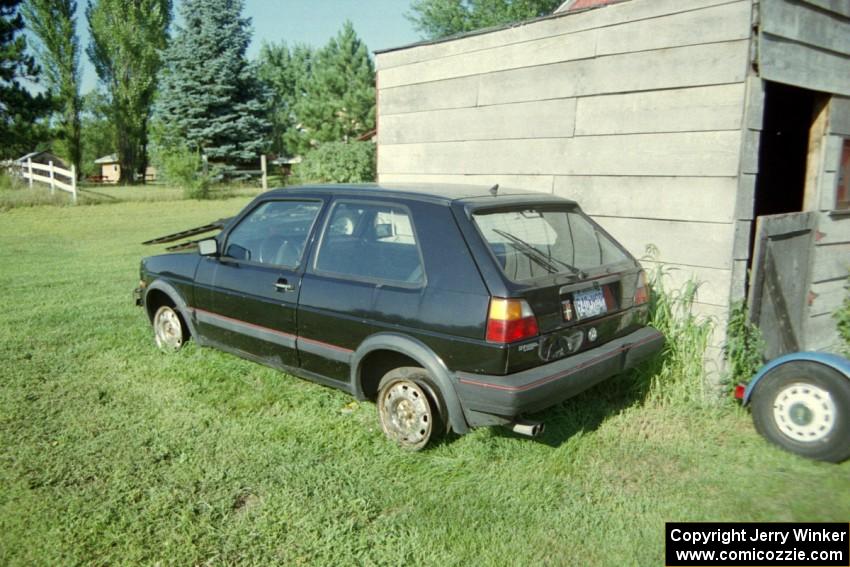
[
  {"xmin": 633, "ymin": 270, "xmax": 649, "ymax": 305},
  {"xmin": 486, "ymin": 298, "xmax": 539, "ymax": 343},
  {"xmin": 734, "ymin": 384, "xmax": 746, "ymax": 400}
]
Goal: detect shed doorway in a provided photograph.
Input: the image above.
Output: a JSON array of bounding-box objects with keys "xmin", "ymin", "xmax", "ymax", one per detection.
[
  {"xmin": 747, "ymin": 81, "xmax": 829, "ymax": 358},
  {"xmin": 752, "ymin": 81, "xmax": 822, "ymax": 217}
]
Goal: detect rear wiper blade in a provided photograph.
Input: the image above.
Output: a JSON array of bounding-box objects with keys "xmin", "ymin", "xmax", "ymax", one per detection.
[
  {"xmin": 492, "ymin": 229, "xmax": 559, "ymax": 273},
  {"xmin": 492, "ymin": 229, "xmax": 585, "ymax": 278}
]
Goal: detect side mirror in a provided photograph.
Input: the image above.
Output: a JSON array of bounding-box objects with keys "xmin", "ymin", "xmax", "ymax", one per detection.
[{"xmin": 198, "ymin": 238, "xmax": 218, "ymax": 256}]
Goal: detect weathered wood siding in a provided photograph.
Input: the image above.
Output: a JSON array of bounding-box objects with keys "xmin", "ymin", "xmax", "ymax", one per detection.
[
  {"xmin": 805, "ymin": 98, "xmax": 850, "ymax": 351},
  {"xmin": 758, "ymin": 0, "xmax": 850, "ymax": 97},
  {"xmin": 376, "ymin": 0, "xmax": 753, "ymax": 346},
  {"xmin": 756, "ymin": 0, "xmax": 850, "ymax": 351}
]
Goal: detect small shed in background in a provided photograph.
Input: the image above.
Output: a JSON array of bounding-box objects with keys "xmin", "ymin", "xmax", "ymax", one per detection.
[
  {"xmin": 374, "ymin": 0, "xmax": 850, "ymax": 367},
  {"xmin": 94, "ymin": 154, "xmax": 157, "ymax": 183},
  {"xmin": 94, "ymin": 154, "xmax": 121, "ymax": 183}
]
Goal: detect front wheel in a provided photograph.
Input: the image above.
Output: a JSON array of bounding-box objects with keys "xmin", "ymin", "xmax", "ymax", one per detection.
[
  {"xmin": 153, "ymin": 305, "xmax": 187, "ymax": 352},
  {"xmin": 377, "ymin": 368, "xmax": 445, "ymax": 450},
  {"xmin": 751, "ymin": 361, "xmax": 850, "ymax": 463}
]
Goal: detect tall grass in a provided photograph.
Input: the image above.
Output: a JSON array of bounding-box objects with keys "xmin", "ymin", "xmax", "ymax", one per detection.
[
  {"xmin": 723, "ymin": 300, "xmax": 765, "ymax": 391},
  {"xmin": 0, "ymin": 171, "xmax": 71, "ymax": 210},
  {"xmin": 0, "ymin": 170, "xmax": 17, "ymax": 191},
  {"xmin": 835, "ymin": 273, "xmax": 850, "ymax": 356},
  {"xmin": 632, "ymin": 257, "xmax": 714, "ymax": 408}
]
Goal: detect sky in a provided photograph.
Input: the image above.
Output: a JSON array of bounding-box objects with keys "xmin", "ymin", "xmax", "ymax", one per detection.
[{"xmin": 72, "ymin": 0, "xmax": 421, "ymax": 93}]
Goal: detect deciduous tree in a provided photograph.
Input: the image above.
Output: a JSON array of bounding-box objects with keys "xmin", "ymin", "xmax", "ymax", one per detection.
[
  {"xmin": 297, "ymin": 141, "xmax": 375, "ymax": 183},
  {"xmin": 408, "ymin": 0, "xmax": 562, "ymax": 39},
  {"xmin": 79, "ymin": 90, "xmax": 113, "ymax": 177},
  {"xmin": 86, "ymin": 0, "xmax": 171, "ymax": 183}
]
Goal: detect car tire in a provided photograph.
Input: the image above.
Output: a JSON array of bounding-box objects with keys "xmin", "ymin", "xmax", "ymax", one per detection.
[
  {"xmin": 152, "ymin": 305, "xmax": 187, "ymax": 352},
  {"xmin": 751, "ymin": 361, "xmax": 850, "ymax": 463},
  {"xmin": 377, "ymin": 367, "xmax": 446, "ymax": 450}
]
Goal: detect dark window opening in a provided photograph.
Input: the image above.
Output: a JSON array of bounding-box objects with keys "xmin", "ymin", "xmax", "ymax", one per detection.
[
  {"xmin": 752, "ymin": 82, "xmax": 817, "ymax": 218},
  {"xmin": 746, "ymin": 82, "xmax": 830, "ymax": 304}
]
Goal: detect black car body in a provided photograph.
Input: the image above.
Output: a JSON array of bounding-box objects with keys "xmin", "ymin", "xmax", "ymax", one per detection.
[{"xmin": 136, "ymin": 184, "xmax": 664, "ymax": 448}]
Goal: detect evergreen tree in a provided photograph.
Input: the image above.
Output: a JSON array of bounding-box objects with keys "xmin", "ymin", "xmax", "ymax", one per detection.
[
  {"xmin": 155, "ymin": 0, "xmax": 269, "ymax": 165},
  {"xmin": 289, "ymin": 21, "xmax": 374, "ymax": 156},
  {"xmin": 86, "ymin": 0, "xmax": 171, "ymax": 184},
  {"xmin": 23, "ymin": 0, "xmax": 82, "ymax": 176},
  {"xmin": 257, "ymin": 41, "xmax": 312, "ymax": 158},
  {"xmin": 408, "ymin": 0, "xmax": 562, "ymax": 39},
  {"xmin": 0, "ymin": 0, "xmax": 50, "ymax": 158}
]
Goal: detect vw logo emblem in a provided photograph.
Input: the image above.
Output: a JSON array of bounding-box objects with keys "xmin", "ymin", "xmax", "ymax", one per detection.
[{"xmin": 588, "ymin": 327, "xmax": 598, "ymax": 342}]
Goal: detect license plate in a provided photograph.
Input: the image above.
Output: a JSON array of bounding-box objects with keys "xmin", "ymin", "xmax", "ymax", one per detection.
[{"xmin": 573, "ymin": 288, "xmax": 607, "ymax": 319}]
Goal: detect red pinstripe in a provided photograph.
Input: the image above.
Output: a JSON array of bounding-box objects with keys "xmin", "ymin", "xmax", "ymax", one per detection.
[{"xmin": 191, "ymin": 307, "xmax": 353, "ymax": 353}]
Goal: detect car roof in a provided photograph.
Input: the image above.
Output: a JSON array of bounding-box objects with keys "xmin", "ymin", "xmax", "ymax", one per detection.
[{"xmin": 264, "ymin": 183, "xmax": 578, "ymax": 207}]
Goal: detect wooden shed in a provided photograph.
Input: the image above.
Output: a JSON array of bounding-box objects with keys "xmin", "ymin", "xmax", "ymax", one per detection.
[
  {"xmin": 94, "ymin": 154, "xmax": 157, "ymax": 183},
  {"xmin": 94, "ymin": 154, "xmax": 122, "ymax": 183},
  {"xmin": 374, "ymin": 0, "xmax": 850, "ymax": 366}
]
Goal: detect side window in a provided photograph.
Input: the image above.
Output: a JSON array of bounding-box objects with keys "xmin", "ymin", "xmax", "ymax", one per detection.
[
  {"xmin": 316, "ymin": 202, "xmax": 425, "ymax": 284},
  {"xmin": 224, "ymin": 200, "xmax": 321, "ymax": 266}
]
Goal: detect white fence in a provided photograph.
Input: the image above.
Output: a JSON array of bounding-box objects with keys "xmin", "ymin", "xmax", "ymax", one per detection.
[{"xmin": 17, "ymin": 158, "xmax": 78, "ymax": 203}]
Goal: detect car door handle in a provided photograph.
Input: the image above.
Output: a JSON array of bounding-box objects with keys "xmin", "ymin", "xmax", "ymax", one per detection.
[{"xmin": 274, "ymin": 278, "xmax": 295, "ymax": 292}]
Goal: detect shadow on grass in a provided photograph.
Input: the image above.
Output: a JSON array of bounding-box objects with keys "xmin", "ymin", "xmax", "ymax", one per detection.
[
  {"xmin": 487, "ymin": 267, "xmax": 716, "ymax": 448},
  {"xmin": 488, "ymin": 362, "xmax": 656, "ymax": 448},
  {"xmin": 77, "ymin": 188, "xmax": 120, "ymax": 201}
]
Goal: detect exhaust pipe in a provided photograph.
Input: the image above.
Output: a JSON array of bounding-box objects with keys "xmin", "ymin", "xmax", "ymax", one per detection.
[{"xmin": 507, "ymin": 419, "xmax": 545, "ymax": 438}]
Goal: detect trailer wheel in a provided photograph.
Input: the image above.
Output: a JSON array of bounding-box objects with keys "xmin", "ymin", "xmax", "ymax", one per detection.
[{"xmin": 751, "ymin": 361, "xmax": 850, "ymax": 463}]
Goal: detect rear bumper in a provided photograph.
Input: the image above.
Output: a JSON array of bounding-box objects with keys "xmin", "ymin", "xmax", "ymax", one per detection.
[
  {"xmin": 133, "ymin": 287, "xmax": 144, "ymax": 307},
  {"xmin": 454, "ymin": 327, "xmax": 664, "ymax": 418}
]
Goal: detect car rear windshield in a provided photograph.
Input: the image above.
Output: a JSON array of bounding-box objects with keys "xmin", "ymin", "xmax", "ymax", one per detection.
[{"xmin": 472, "ymin": 206, "xmax": 630, "ymax": 282}]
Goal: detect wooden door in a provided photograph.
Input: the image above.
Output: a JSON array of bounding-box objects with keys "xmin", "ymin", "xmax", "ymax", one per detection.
[{"xmin": 747, "ymin": 212, "xmax": 817, "ymax": 359}]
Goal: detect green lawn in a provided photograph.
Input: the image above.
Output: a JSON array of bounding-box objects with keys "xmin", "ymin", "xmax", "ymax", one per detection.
[
  {"xmin": 0, "ymin": 179, "xmax": 265, "ymax": 210},
  {"xmin": 0, "ymin": 200, "xmax": 848, "ymax": 566}
]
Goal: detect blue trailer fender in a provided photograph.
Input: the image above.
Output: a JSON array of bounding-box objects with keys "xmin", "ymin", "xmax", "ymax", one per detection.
[{"xmin": 742, "ymin": 351, "xmax": 850, "ymax": 405}]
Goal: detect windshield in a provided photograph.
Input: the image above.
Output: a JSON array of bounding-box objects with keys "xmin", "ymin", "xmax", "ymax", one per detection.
[{"xmin": 472, "ymin": 207, "xmax": 631, "ymax": 282}]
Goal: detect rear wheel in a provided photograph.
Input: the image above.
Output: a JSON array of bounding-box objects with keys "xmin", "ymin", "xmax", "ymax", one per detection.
[
  {"xmin": 153, "ymin": 305, "xmax": 187, "ymax": 352},
  {"xmin": 751, "ymin": 361, "xmax": 850, "ymax": 463},
  {"xmin": 377, "ymin": 368, "xmax": 445, "ymax": 450}
]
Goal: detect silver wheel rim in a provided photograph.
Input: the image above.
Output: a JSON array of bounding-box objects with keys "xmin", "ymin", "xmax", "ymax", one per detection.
[
  {"xmin": 772, "ymin": 382, "xmax": 836, "ymax": 443},
  {"xmin": 379, "ymin": 380, "xmax": 432, "ymax": 449},
  {"xmin": 154, "ymin": 307, "xmax": 183, "ymax": 351}
]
